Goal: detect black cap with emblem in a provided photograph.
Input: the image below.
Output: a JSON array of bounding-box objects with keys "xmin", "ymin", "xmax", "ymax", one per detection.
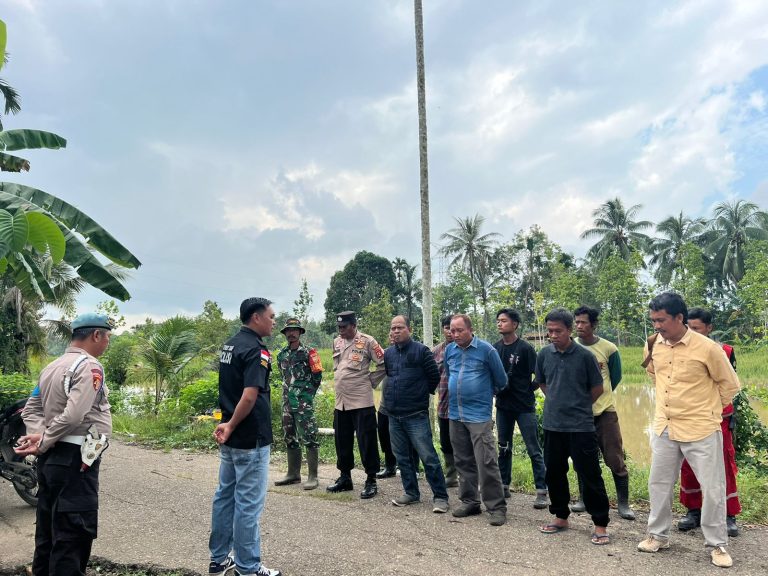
[{"xmin": 336, "ymin": 311, "xmax": 357, "ymax": 325}]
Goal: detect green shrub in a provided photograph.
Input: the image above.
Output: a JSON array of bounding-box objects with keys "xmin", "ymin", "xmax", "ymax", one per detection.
[
  {"xmin": 0, "ymin": 373, "xmax": 35, "ymax": 408},
  {"xmin": 179, "ymin": 372, "xmax": 219, "ymax": 414}
]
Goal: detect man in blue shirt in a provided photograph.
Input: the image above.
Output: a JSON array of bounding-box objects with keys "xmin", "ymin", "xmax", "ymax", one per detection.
[
  {"xmin": 383, "ymin": 315, "xmax": 449, "ymax": 513},
  {"xmin": 444, "ymin": 314, "xmax": 508, "ymax": 526}
]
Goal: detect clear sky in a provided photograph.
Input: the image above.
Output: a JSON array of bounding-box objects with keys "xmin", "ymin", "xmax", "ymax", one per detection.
[{"xmin": 3, "ymin": 0, "xmax": 767, "ymax": 325}]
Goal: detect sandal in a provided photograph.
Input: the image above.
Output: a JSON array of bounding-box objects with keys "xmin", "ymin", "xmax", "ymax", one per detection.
[
  {"xmin": 591, "ymin": 532, "xmax": 611, "ymax": 545},
  {"xmin": 540, "ymin": 523, "xmax": 569, "ymax": 534}
]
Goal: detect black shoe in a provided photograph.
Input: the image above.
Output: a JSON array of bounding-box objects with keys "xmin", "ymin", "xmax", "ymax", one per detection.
[
  {"xmin": 376, "ymin": 466, "xmax": 397, "ymax": 479},
  {"xmin": 677, "ymin": 508, "xmax": 701, "ymax": 531},
  {"xmin": 360, "ymin": 480, "xmax": 378, "ymax": 499},
  {"xmin": 326, "ymin": 475, "xmax": 353, "ymax": 493},
  {"xmin": 727, "ymin": 515, "xmax": 739, "ymax": 537}
]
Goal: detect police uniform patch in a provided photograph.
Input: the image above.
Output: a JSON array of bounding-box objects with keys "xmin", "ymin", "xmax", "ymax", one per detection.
[
  {"xmin": 373, "ymin": 344, "xmax": 384, "ymax": 359},
  {"xmin": 91, "ymin": 368, "xmax": 103, "ymax": 391},
  {"xmin": 351, "ymin": 352, "xmax": 361, "ymax": 362},
  {"xmin": 355, "ymin": 340, "xmax": 365, "ymax": 350},
  {"xmin": 260, "ymin": 349, "xmax": 271, "ymax": 368}
]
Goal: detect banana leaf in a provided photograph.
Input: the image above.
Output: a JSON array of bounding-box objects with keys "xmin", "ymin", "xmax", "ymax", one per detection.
[
  {"xmin": 0, "ymin": 129, "xmax": 66, "ymax": 152},
  {"xmin": 27, "ymin": 211, "xmax": 66, "ymax": 263},
  {"xmin": 0, "ymin": 208, "xmax": 27, "ymax": 251},
  {"xmin": 0, "ymin": 20, "xmax": 6, "ymax": 70},
  {"xmin": 0, "ymin": 151, "xmax": 28, "ymax": 172},
  {"xmin": 0, "ymin": 184, "xmax": 141, "ymax": 268},
  {"xmin": 11, "ymin": 252, "xmax": 56, "ymax": 301}
]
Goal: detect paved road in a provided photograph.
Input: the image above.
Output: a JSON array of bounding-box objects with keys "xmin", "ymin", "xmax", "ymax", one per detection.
[{"xmin": 1, "ymin": 441, "xmax": 767, "ymax": 575}]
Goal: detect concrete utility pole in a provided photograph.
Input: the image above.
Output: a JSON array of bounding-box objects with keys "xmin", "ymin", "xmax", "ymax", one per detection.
[{"xmin": 414, "ymin": 0, "xmax": 433, "ymax": 346}]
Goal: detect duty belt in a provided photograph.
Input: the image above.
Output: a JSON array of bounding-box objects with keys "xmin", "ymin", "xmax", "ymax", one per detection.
[{"xmin": 60, "ymin": 435, "xmax": 86, "ymax": 446}]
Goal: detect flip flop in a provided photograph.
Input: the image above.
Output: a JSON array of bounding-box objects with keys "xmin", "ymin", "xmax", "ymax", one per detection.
[
  {"xmin": 539, "ymin": 523, "xmax": 569, "ymax": 534},
  {"xmin": 591, "ymin": 532, "xmax": 611, "ymax": 545}
]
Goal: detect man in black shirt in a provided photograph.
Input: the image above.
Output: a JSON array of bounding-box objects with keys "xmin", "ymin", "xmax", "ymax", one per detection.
[
  {"xmin": 536, "ymin": 308, "xmax": 610, "ymax": 546},
  {"xmin": 208, "ymin": 297, "xmax": 281, "ymax": 576},
  {"xmin": 493, "ymin": 308, "xmax": 548, "ymax": 509}
]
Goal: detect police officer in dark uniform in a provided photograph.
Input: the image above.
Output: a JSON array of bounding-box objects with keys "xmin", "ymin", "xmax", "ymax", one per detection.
[{"xmin": 15, "ymin": 313, "xmax": 113, "ymax": 576}]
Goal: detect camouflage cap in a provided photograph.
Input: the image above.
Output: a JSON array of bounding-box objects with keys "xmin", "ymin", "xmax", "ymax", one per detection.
[{"xmin": 280, "ymin": 317, "xmax": 306, "ymax": 334}]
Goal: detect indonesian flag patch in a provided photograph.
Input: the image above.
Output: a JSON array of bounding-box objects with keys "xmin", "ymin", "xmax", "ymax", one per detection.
[
  {"xmin": 91, "ymin": 368, "xmax": 104, "ymax": 391},
  {"xmin": 260, "ymin": 349, "xmax": 271, "ymax": 368}
]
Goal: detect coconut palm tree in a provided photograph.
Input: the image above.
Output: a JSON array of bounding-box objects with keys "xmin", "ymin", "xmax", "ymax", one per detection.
[
  {"xmin": 392, "ymin": 257, "xmax": 419, "ymax": 320},
  {"xmin": 703, "ymin": 199, "xmax": 768, "ymax": 284},
  {"xmin": 580, "ymin": 197, "xmax": 653, "ymax": 264},
  {"xmin": 439, "ymin": 214, "xmax": 501, "ymax": 317},
  {"xmin": 134, "ymin": 317, "xmax": 200, "ymax": 410},
  {"xmin": 649, "ymin": 211, "xmax": 706, "ymax": 286}
]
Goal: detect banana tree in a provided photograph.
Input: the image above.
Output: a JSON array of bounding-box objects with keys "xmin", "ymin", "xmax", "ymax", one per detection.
[
  {"xmin": 0, "ymin": 208, "xmax": 65, "ymax": 301},
  {"xmin": 0, "ymin": 181, "xmax": 140, "ymax": 300}
]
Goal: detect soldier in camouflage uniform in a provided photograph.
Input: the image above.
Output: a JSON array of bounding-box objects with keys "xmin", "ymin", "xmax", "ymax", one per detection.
[{"xmin": 274, "ymin": 318, "xmax": 323, "ymax": 490}]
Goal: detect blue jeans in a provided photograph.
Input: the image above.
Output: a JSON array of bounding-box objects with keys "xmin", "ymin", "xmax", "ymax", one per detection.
[
  {"xmin": 209, "ymin": 444, "xmax": 271, "ymax": 573},
  {"xmin": 497, "ymin": 409, "xmax": 547, "ymax": 491},
  {"xmin": 388, "ymin": 411, "xmax": 448, "ymax": 501}
]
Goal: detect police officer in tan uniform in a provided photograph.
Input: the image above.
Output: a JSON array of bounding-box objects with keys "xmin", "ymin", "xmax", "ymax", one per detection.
[
  {"xmin": 326, "ymin": 311, "xmax": 386, "ymax": 499},
  {"xmin": 15, "ymin": 313, "xmax": 113, "ymax": 576}
]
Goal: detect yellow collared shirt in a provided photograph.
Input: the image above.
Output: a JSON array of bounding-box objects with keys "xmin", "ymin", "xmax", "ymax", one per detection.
[{"xmin": 645, "ymin": 328, "xmax": 740, "ymax": 442}]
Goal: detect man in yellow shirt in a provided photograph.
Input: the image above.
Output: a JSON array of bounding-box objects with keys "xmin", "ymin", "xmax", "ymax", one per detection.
[{"xmin": 637, "ymin": 293, "xmax": 740, "ymax": 569}]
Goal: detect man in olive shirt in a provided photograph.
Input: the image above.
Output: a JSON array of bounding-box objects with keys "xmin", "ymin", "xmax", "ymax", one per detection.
[
  {"xmin": 638, "ymin": 293, "xmax": 740, "ymax": 569},
  {"xmin": 573, "ymin": 306, "xmax": 634, "ymax": 520},
  {"xmin": 326, "ymin": 311, "xmax": 386, "ymax": 499}
]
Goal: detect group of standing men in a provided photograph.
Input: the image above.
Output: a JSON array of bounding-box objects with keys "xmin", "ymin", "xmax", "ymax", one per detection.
[
  {"xmin": 11, "ymin": 290, "xmax": 743, "ymax": 575},
  {"xmin": 318, "ymin": 306, "xmax": 637, "ymax": 534}
]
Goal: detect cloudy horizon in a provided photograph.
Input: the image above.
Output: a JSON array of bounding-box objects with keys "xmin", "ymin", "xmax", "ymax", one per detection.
[{"xmin": 3, "ymin": 0, "xmax": 767, "ymax": 326}]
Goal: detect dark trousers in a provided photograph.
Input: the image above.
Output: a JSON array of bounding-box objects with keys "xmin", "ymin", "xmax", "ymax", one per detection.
[
  {"xmin": 334, "ymin": 406, "xmax": 380, "ymax": 477},
  {"xmin": 438, "ymin": 416, "xmax": 453, "ymax": 456},
  {"xmin": 595, "ymin": 411, "xmax": 628, "ymax": 477},
  {"xmin": 34, "ymin": 444, "xmax": 100, "ymax": 576},
  {"xmin": 377, "ymin": 411, "xmax": 397, "ymax": 468},
  {"xmin": 544, "ymin": 430, "xmax": 609, "ymax": 527}
]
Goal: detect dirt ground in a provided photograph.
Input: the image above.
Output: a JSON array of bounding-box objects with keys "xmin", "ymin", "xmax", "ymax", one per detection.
[{"xmin": 1, "ymin": 441, "xmax": 766, "ymax": 576}]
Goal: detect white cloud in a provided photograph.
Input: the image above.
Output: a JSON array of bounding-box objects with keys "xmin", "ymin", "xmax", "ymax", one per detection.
[{"xmin": 748, "ymin": 91, "xmax": 766, "ymax": 112}]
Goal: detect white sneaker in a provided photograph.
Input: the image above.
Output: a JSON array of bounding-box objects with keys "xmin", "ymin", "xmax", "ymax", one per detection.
[
  {"xmin": 234, "ymin": 567, "xmax": 282, "ymax": 576},
  {"xmin": 711, "ymin": 546, "xmax": 733, "ymax": 568}
]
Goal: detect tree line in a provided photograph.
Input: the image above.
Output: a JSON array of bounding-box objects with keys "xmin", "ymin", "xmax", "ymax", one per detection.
[{"xmin": 323, "ymin": 197, "xmax": 768, "ymax": 345}]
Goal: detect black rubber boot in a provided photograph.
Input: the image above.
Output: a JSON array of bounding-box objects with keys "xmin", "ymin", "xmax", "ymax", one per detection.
[
  {"xmin": 570, "ymin": 476, "xmax": 586, "ymax": 513},
  {"xmin": 613, "ymin": 473, "xmax": 636, "ymax": 520},
  {"xmin": 727, "ymin": 515, "xmax": 739, "ymax": 537},
  {"xmin": 677, "ymin": 508, "xmax": 701, "ymax": 531},
  {"xmin": 303, "ymin": 446, "xmax": 319, "ymax": 490},
  {"xmin": 274, "ymin": 447, "xmax": 302, "ymax": 486}
]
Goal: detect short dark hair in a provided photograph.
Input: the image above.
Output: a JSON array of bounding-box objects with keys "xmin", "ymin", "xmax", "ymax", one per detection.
[
  {"xmin": 440, "ymin": 314, "xmax": 453, "ymax": 328},
  {"xmin": 545, "ymin": 308, "xmax": 573, "ymax": 330},
  {"xmin": 72, "ymin": 327, "xmax": 106, "ymax": 341},
  {"xmin": 496, "ymin": 308, "xmax": 521, "ymax": 324},
  {"xmin": 649, "ymin": 292, "xmax": 688, "ymax": 323},
  {"xmin": 573, "ymin": 305, "xmax": 599, "ymax": 325},
  {"xmin": 688, "ymin": 307, "xmax": 712, "ymax": 325},
  {"xmin": 240, "ymin": 297, "xmax": 272, "ymax": 324},
  {"xmin": 451, "ymin": 314, "xmax": 473, "ymax": 330},
  {"xmin": 393, "ymin": 315, "xmax": 411, "ymax": 329}
]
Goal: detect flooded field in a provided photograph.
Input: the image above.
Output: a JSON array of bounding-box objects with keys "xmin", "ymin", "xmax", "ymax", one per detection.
[{"xmin": 614, "ymin": 384, "xmax": 768, "ymax": 465}]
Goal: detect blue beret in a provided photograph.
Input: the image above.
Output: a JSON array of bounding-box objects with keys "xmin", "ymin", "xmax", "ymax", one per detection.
[{"xmin": 72, "ymin": 313, "xmax": 113, "ymax": 331}]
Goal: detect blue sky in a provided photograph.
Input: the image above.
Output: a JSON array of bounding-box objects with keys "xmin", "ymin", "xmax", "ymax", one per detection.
[{"xmin": 3, "ymin": 0, "xmax": 768, "ymax": 325}]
